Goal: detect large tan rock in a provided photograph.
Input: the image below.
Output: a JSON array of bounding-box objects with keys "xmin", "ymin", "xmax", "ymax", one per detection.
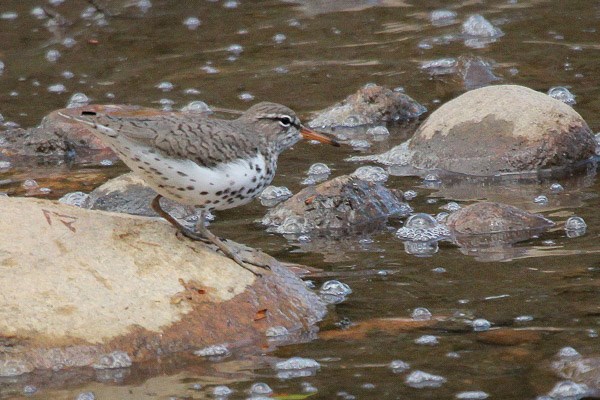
[
  {"xmin": 409, "ymin": 85, "xmax": 596, "ymax": 175},
  {"xmin": 0, "ymin": 197, "xmax": 326, "ymax": 375}
]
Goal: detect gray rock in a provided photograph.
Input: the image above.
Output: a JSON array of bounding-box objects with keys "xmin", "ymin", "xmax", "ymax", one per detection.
[
  {"xmin": 262, "ymin": 174, "xmax": 411, "ymax": 235},
  {"xmin": 308, "ymin": 84, "xmax": 426, "ymax": 128}
]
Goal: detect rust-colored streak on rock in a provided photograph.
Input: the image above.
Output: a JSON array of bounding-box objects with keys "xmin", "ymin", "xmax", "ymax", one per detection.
[{"xmin": 320, "ymin": 317, "xmax": 439, "ymax": 341}]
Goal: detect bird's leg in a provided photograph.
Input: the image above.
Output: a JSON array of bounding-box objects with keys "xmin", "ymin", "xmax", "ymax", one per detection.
[
  {"xmin": 151, "ymin": 195, "xmax": 266, "ymax": 276},
  {"xmin": 150, "ymin": 195, "xmax": 210, "ymax": 243},
  {"xmin": 194, "ymin": 211, "xmax": 267, "ymax": 276}
]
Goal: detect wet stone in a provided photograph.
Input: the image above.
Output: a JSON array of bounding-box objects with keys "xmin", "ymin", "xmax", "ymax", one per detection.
[
  {"xmin": 546, "ymin": 381, "xmax": 590, "ymax": 399},
  {"xmin": 263, "ymin": 175, "xmax": 410, "ymax": 236},
  {"xmin": 92, "ymin": 351, "xmax": 132, "ymax": 369},
  {"xmin": 407, "ymin": 85, "xmax": 595, "ymax": 175},
  {"xmin": 308, "ymin": 84, "xmax": 426, "ymax": 129}
]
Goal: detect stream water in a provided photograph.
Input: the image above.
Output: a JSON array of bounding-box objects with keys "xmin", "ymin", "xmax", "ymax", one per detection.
[{"xmin": 1, "ymin": 0, "xmax": 600, "ymax": 399}]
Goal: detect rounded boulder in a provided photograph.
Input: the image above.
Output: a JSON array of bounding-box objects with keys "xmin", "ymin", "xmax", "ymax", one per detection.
[{"xmin": 408, "ymin": 85, "xmax": 596, "ymax": 175}]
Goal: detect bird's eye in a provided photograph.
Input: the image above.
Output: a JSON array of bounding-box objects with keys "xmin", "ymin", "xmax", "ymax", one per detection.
[{"xmin": 278, "ymin": 115, "xmax": 293, "ymax": 127}]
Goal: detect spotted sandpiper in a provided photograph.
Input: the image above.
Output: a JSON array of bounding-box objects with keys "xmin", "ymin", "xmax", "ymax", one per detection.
[{"xmin": 59, "ymin": 102, "xmax": 338, "ymax": 275}]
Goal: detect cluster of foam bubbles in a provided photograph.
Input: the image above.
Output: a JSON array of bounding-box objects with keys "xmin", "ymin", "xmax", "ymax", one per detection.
[
  {"xmin": 352, "ymin": 166, "xmax": 389, "ymax": 183},
  {"xmin": 415, "ymin": 335, "xmax": 439, "ymax": 345},
  {"xmin": 462, "ymin": 14, "xmax": 503, "ymax": 38},
  {"xmin": 389, "ymin": 360, "xmax": 410, "ymax": 373},
  {"xmin": 430, "ymin": 9, "xmax": 458, "ymax": 26},
  {"xmin": 396, "ymin": 213, "xmax": 451, "ymax": 242},
  {"xmin": 274, "ymin": 357, "xmax": 320, "ymax": 379},
  {"xmin": 259, "ymin": 185, "xmax": 292, "ymax": 206},
  {"xmin": 544, "ymin": 381, "xmax": 590, "ymax": 399},
  {"xmin": 456, "ymin": 391, "xmax": 490, "ymax": 399},
  {"xmin": 59, "ymin": 191, "xmax": 89, "ymax": 208}
]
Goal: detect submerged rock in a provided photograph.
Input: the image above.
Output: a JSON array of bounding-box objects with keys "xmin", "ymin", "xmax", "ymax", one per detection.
[
  {"xmin": 262, "ymin": 174, "xmax": 411, "ymax": 235},
  {"xmin": 0, "ymin": 106, "xmax": 124, "ymax": 166},
  {"xmin": 446, "ymin": 202, "xmax": 555, "ymax": 235},
  {"xmin": 0, "ymin": 196, "xmax": 326, "ymax": 375},
  {"xmin": 308, "ymin": 84, "xmax": 426, "ymax": 128}
]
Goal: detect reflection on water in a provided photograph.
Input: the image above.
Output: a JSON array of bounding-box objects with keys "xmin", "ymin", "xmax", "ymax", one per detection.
[{"xmin": 1, "ymin": 0, "xmax": 600, "ymax": 398}]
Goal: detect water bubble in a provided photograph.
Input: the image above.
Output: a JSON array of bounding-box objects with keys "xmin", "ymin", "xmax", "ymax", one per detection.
[
  {"xmin": 223, "ymin": 1, "xmax": 238, "ymax": 8},
  {"xmin": 430, "ymin": 9, "xmax": 457, "ymax": 24},
  {"xmin": 0, "ymin": 12, "xmax": 18, "ymax": 20},
  {"xmin": 92, "ymin": 351, "xmax": 132, "ymax": 369},
  {"xmin": 213, "ymin": 385, "xmax": 233, "ymax": 396},
  {"xmin": 75, "ymin": 393, "xmax": 96, "ymax": 400},
  {"xmin": 362, "ymin": 383, "xmax": 376, "ymax": 390},
  {"xmin": 514, "ymin": 315, "xmax": 534, "ymax": 323},
  {"xmin": 159, "ymin": 98, "xmax": 174, "ymax": 111},
  {"xmin": 259, "ymin": 185, "xmax": 292, "ymax": 206},
  {"xmin": 275, "ymin": 357, "xmax": 320, "ymax": 379},
  {"xmin": 61, "ymin": 70, "xmax": 74, "ymax": 79},
  {"xmin": 404, "ymin": 190, "xmax": 417, "ymax": 200},
  {"xmin": 250, "ymin": 382, "xmax": 273, "ymax": 395},
  {"xmin": 320, "ymin": 280, "xmax": 352, "ymax": 296},
  {"xmin": 349, "ymin": 139, "xmax": 371, "ymax": 149},
  {"xmin": 66, "ymin": 93, "xmax": 90, "ymax": 108},
  {"xmin": 533, "ymin": 195, "xmax": 549, "ymax": 205},
  {"xmin": 389, "ymin": 360, "xmax": 410, "ymax": 373},
  {"xmin": 181, "ymin": 100, "xmax": 212, "ymax": 114},
  {"xmin": 432, "ymin": 267, "xmax": 446, "ymax": 273},
  {"xmin": 136, "ymin": 0, "xmax": 152, "ymax": 12},
  {"xmin": 565, "ymin": 216, "xmax": 586, "ymax": 237},
  {"xmin": 411, "ymin": 307, "xmax": 432, "ymax": 321},
  {"xmin": 557, "ymin": 347, "xmax": 581, "ymax": 359},
  {"xmin": 456, "ymin": 391, "xmax": 489, "ymax": 399},
  {"xmin": 420, "ymin": 58, "xmax": 458, "ymax": 75},
  {"xmin": 462, "ymin": 14, "xmax": 503, "ymax": 37},
  {"xmin": 472, "ymin": 318, "xmax": 491, "ymax": 332},
  {"xmin": 441, "ymin": 202, "xmax": 461, "ymax": 212},
  {"xmin": 0, "ymin": 161, "xmax": 11, "ymax": 170},
  {"xmin": 415, "ymin": 335, "xmax": 439, "ymax": 345},
  {"xmin": 48, "ymin": 83, "xmax": 67, "ymax": 93},
  {"xmin": 301, "ymin": 382, "xmax": 318, "ymax": 393},
  {"xmin": 183, "ymin": 16, "xmax": 201, "ymax": 29},
  {"xmin": 447, "ymin": 352, "xmax": 461, "ymax": 359},
  {"xmin": 266, "ymin": 325, "xmax": 289, "ymax": 337},
  {"xmin": 405, "ymin": 370, "xmax": 447, "ymax": 389},
  {"xmin": 352, "ymin": 166, "xmax": 388, "ymax": 183},
  {"xmin": 550, "ymin": 183, "xmax": 564, "ymax": 193},
  {"xmin": 238, "ymin": 92, "xmax": 254, "ymax": 101},
  {"xmin": 275, "ymin": 216, "xmax": 309, "ymax": 234},
  {"xmin": 397, "ymin": 214, "xmax": 451, "ymax": 242},
  {"xmin": 366, "ymin": 126, "xmax": 389, "ymax": 136},
  {"xmin": 59, "ymin": 192, "xmax": 89, "ymax": 208},
  {"xmin": 46, "ymin": 49, "xmax": 61, "ymax": 63},
  {"xmin": 23, "ymin": 385, "xmax": 37, "ymax": 395},
  {"xmin": 273, "ymin": 66, "xmax": 289, "ymax": 74},
  {"xmin": 547, "ymin": 381, "xmax": 590, "ymax": 399},
  {"xmin": 201, "ymin": 65, "xmax": 219, "ymax": 74},
  {"xmin": 193, "ymin": 344, "xmax": 230, "ymax": 357},
  {"xmin": 273, "ymin": 33, "xmax": 287, "ymax": 43},
  {"xmin": 227, "ymin": 44, "xmax": 243, "ymax": 55},
  {"xmin": 423, "ymin": 173, "xmax": 441, "ymax": 187},
  {"xmin": 156, "ymin": 81, "xmax": 174, "ymax": 92},
  {"xmin": 548, "ymin": 86, "xmax": 576, "ymax": 105},
  {"xmin": 31, "ymin": 7, "xmax": 46, "ymax": 19},
  {"xmin": 307, "ymin": 162, "xmax": 331, "ymax": 176}
]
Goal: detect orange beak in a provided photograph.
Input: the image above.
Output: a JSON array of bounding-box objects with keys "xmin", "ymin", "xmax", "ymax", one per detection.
[{"xmin": 300, "ymin": 125, "xmax": 340, "ymax": 147}]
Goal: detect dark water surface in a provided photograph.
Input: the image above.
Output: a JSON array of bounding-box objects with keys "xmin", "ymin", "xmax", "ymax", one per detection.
[{"xmin": 1, "ymin": 0, "xmax": 600, "ymax": 399}]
